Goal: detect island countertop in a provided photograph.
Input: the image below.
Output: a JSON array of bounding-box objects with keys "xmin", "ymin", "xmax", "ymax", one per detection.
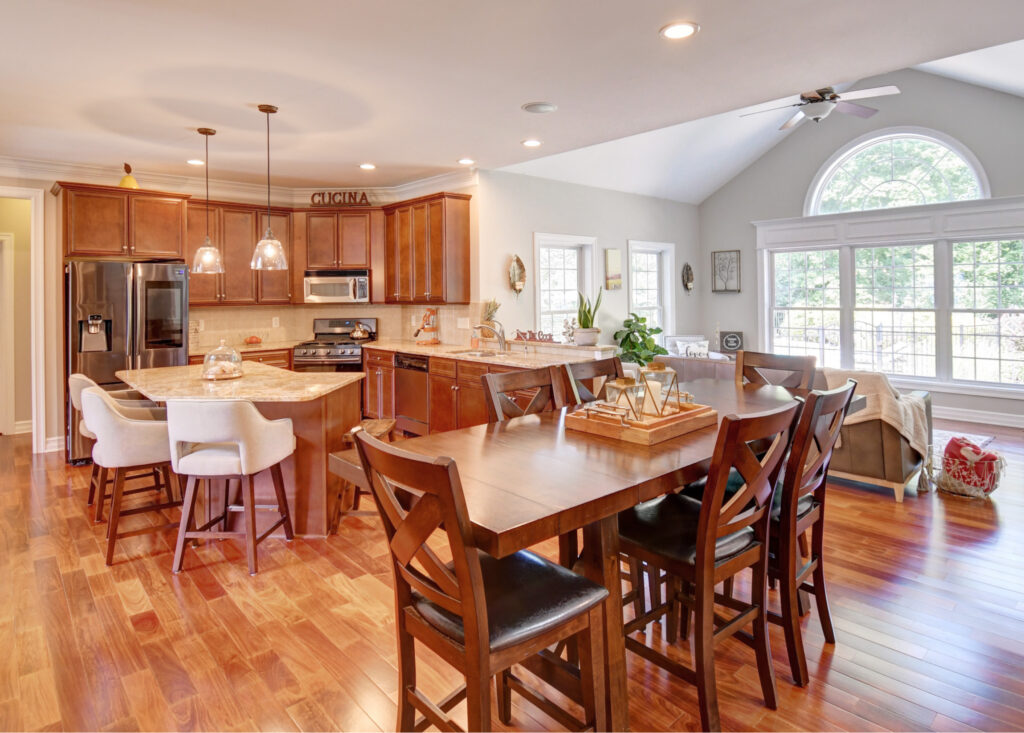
[{"xmin": 116, "ymin": 361, "xmax": 363, "ymax": 402}]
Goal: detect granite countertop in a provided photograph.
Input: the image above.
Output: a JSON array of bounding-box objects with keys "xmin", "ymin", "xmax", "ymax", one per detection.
[
  {"xmin": 363, "ymin": 339, "xmax": 601, "ymax": 368},
  {"xmin": 187, "ymin": 339, "xmax": 304, "ymax": 358},
  {"xmin": 116, "ymin": 361, "xmax": 362, "ymax": 402}
]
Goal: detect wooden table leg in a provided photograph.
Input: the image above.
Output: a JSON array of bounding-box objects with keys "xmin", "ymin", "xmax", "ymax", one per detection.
[{"xmin": 582, "ymin": 515, "xmax": 629, "ymax": 732}]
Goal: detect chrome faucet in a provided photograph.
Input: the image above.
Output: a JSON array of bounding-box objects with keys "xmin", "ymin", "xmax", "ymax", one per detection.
[{"xmin": 473, "ymin": 320, "xmax": 507, "ymax": 352}]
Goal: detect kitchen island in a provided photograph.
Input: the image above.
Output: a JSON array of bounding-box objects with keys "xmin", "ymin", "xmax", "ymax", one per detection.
[{"xmin": 115, "ymin": 361, "xmax": 362, "ymax": 536}]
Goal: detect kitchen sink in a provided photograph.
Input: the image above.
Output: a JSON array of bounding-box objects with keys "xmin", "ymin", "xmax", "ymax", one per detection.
[{"xmin": 449, "ymin": 349, "xmax": 507, "ymax": 358}]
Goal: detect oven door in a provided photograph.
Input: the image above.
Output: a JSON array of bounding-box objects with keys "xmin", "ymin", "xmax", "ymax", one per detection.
[{"xmin": 303, "ymin": 275, "xmax": 369, "ymax": 303}]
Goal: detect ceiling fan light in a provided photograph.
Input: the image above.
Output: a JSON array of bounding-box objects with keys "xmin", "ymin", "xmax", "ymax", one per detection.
[
  {"xmin": 251, "ymin": 228, "xmax": 288, "ymax": 270},
  {"xmin": 801, "ymin": 100, "xmax": 836, "ymax": 122},
  {"xmin": 192, "ymin": 236, "xmax": 224, "ymax": 274}
]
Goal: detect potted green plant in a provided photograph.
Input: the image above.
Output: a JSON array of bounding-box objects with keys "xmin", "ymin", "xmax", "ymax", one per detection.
[
  {"xmin": 614, "ymin": 312, "xmax": 668, "ymax": 365},
  {"xmin": 574, "ymin": 289, "xmax": 603, "ymax": 346}
]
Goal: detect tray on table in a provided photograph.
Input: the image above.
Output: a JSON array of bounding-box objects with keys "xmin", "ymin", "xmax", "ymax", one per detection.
[{"xmin": 565, "ymin": 400, "xmax": 718, "ymax": 445}]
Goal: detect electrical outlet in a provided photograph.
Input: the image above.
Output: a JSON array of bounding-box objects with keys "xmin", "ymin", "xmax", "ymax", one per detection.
[
  {"xmin": 272, "ymin": 317, "xmax": 280, "ymax": 328},
  {"xmin": 411, "ymin": 314, "xmax": 420, "ymax": 326},
  {"xmin": 198, "ymin": 319, "xmax": 204, "ymax": 332},
  {"xmin": 457, "ymin": 317, "xmax": 470, "ymax": 329}
]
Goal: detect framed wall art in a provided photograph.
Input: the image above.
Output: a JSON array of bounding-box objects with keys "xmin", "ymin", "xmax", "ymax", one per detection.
[
  {"xmin": 711, "ymin": 249, "xmax": 740, "ymax": 293},
  {"xmin": 604, "ymin": 248, "xmax": 622, "ymax": 290}
]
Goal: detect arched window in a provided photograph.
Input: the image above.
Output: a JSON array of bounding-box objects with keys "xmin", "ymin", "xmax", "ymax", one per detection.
[{"xmin": 806, "ymin": 129, "xmax": 988, "ymax": 216}]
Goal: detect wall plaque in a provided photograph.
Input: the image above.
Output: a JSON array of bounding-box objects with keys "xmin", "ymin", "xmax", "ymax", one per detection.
[{"xmin": 309, "ymin": 191, "xmax": 372, "ymax": 207}]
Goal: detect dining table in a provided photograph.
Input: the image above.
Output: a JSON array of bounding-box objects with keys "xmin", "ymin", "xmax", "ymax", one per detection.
[{"xmin": 329, "ymin": 377, "xmax": 810, "ymax": 731}]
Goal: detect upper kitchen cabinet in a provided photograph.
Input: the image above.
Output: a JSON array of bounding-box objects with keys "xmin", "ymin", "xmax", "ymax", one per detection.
[
  {"xmin": 383, "ymin": 192, "xmax": 470, "ymax": 304},
  {"xmin": 57, "ymin": 182, "xmax": 189, "ymax": 259},
  {"xmin": 257, "ymin": 210, "xmax": 292, "ymax": 304},
  {"xmin": 303, "ymin": 210, "xmax": 372, "ymax": 269}
]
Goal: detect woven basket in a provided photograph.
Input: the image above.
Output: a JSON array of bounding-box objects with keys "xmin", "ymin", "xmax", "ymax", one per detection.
[{"xmin": 936, "ymin": 454, "xmax": 1005, "ymax": 498}]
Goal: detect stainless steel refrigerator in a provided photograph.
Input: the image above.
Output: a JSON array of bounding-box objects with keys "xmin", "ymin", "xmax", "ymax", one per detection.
[{"xmin": 66, "ymin": 260, "xmax": 189, "ymax": 463}]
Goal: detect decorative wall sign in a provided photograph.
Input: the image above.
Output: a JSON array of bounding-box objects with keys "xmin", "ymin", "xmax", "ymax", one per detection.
[
  {"xmin": 309, "ymin": 191, "xmax": 372, "ymax": 206},
  {"xmin": 711, "ymin": 250, "xmax": 741, "ymax": 293},
  {"xmin": 604, "ymin": 249, "xmax": 623, "ymax": 290},
  {"xmin": 720, "ymin": 331, "xmax": 744, "ymax": 353}
]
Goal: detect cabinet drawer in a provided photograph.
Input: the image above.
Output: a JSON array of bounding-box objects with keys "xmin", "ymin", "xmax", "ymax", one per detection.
[
  {"xmin": 364, "ymin": 349, "xmax": 395, "ymax": 367},
  {"xmin": 429, "ymin": 357, "xmax": 457, "ymax": 378},
  {"xmin": 456, "ymin": 360, "xmax": 489, "ymax": 386},
  {"xmin": 188, "ymin": 355, "xmax": 204, "ymax": 366},
  {"xmin": 241, "ymin": 349, "xmax": 291, "ymax": 369}
]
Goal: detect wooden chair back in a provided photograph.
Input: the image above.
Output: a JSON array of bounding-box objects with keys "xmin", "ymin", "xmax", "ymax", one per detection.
[
  {"xmin": 352, "ymin": 428, "xmax": 489, "ymax": 649},
  {"xmin": 778, "ymin": 379, "xmax": 857, "ymax": 525},
  {"xmin": 565, "ymin": 356, "xmax": 626, "ymax": 402},
  {"xmin": 482, "ymin": 365, "xmax": 575, "ymax": 422},
  {"xmin": 698, "ymin": 401, "xmax": 800, "ymax": 565},
  {"xmin": 736, "ymin": 350, "xmax": 816, "ymax": 390}
]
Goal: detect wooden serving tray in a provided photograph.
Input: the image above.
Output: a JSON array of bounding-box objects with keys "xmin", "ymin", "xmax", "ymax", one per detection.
[{"xmin": 565, "ymin": 402, "xmax": 718, "ymax": 445}]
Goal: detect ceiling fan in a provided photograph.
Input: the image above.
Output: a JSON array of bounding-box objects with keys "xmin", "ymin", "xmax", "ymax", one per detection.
[{"xmin": 742, "ymin": 85, "xmax": 901, "ymax": 130}]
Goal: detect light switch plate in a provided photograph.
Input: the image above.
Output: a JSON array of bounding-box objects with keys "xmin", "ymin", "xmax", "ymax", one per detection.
[
  {"xmin": 457, "ymin": 317, "xmax": 470, "ymax": 329},
  {"xmin": 272, "ymin": 317, "xmax": 280, "ymax": 328}
]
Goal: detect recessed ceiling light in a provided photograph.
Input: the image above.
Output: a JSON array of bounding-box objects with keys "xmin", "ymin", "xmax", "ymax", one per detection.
[
  {"xmin": 659, "ymin": 21, "xmax": 700, "ymax": 40},
  {"xmin": 458, "ymin": 158, "xmax": 475, "ymax": 166},
  {"xmin": 359, "ymin": 163, "xmax": 376, "ymax": 170},
  {"xmin": 187, "ymin": 159, "xmax": 204, "ymax": 166},
  {"xmin": 522, "ymin": 102, "xmax": 558, "ymax": 114},
  {"xmin": 521, "ymin": 139, "xmax": 542, "ymax": 148}
]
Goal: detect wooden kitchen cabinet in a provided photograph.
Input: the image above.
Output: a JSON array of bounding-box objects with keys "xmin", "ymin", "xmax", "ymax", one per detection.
[
  {"xmin": 257, "ymin": 211, "xmax": 292, "ymax": 304},
  {"xmin": 186, "ymin": 201, "xmax": 221, "ymax": 305},
  {"xmin": 303, "ymin": 210, "xmax": 372, "ymax": 270},
  {"xmin": 220, "ymin": 206, "xmax": 259, "ymax": 305},
  {"xmin": 58, "ymin": 182, "xmax": 189, "ymax": 259},
  {"xmin": 384, "ymin": 192, "xmax": 470, "ymax": 304},
  {"xmin": 428, "ymin": 358, "xmax": 458, "ymax": 433},
  {"xmin": 363, "ymin": 349, "xmax": 395, "ymax": 420},
  {"xmin": 241, "ymin": 348, "xmax": 291, "ymax": 369}
]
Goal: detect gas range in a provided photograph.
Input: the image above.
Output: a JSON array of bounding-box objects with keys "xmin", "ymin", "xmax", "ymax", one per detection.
[{"xmin": 291, "ymin": 317, "xmax": 376, "ymax": 371}]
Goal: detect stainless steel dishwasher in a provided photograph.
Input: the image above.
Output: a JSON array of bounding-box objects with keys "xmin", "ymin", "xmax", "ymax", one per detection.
[{"xmin": 394, "ymin": 352, "xmax": 430, "ymax": 436}]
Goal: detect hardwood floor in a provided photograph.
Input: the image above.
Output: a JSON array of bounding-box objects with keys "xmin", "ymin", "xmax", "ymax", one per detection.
[{"xmin": 0, "ymin": 418, "xmax": 1022, "ymax": 731}]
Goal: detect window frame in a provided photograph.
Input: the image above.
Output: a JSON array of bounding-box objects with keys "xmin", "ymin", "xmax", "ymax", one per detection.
[
  {"xmin": 627, "ymin": 240, "xmax": 676, "ymax": 341},
  {"xmin": 533, "ymin": 232, "xmax": 596, "ymax": 339}
]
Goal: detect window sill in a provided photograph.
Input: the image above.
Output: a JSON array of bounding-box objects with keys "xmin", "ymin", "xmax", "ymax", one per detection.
[{"xmin": 888, "ymin": 376, "xmax": 1024, "ymax": 401}]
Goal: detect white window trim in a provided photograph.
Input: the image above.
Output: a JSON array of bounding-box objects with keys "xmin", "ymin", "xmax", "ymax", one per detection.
[
  {"xmin": 627, "ymin": 240, "xmax": 676, "ymax": 338},
  {"xmin": 532, "ymin": 232, "xmax": 596, "ymax": 334},
  {"xmin": 804, "ymin": 126, "xmax": 990, "ymax": 217},
  {"xmin": 756, "ymin": 193, "xmax": 1024, "ymax": 400}
]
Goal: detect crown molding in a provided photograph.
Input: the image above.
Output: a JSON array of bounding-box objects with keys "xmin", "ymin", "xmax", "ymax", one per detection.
[{"xmin": 0, "ymin": 155, "xmax": 478, "ymax": 207}]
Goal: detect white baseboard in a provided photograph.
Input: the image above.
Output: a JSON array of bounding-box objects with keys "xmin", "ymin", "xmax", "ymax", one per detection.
[
  {"xmin": 932, "ymin": 405, "xmax": 1024, "ymax": 429},
  {"xmin": 13, "ymin": 420, "xmax": 32, "ymax": 434},
  {"xmin": 44, "ymin": 435, "xmax": 64, "ymax": 453}
]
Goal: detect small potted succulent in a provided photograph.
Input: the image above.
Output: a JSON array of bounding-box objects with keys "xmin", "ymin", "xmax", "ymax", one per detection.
[{"xmin": 574, "ymin": 289, "xmax": 603, "ymax": 346}]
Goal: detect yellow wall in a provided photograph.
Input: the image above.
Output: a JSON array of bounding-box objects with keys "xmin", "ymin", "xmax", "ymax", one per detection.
[{"xmin": 0, "ymin": 197, "xmax": 32, "ymax": 426}]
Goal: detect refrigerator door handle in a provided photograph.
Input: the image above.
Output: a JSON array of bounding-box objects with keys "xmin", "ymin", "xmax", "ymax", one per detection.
[{"xmin": 127, "ymin": 264, "xmax": 136, "ymax": 370}]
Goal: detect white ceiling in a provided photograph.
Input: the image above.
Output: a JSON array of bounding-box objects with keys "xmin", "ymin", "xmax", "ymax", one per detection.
[
  {"xmin": 4, "ymin": 0, "xmax": 1024, "ymax": 189},
  {"xmin": 916, "ymin": 38, "xmax": 1024, "ymax": 98}
]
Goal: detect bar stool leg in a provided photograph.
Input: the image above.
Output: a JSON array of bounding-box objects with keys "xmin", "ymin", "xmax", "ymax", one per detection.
[
  {"xmin": 105, "ymin": 468, "xmax": 126, "ymax": 565},
  {"xmin": 95, "ymin": 467, "xmax": 109, "ymax": 523},
  {"xmin": 87, "ymin": 464, "xmax": 99, "ymax": 505},
  {"xmin": 173, "ymin": 476, "xmax": 200, "ymax": 573},
  {"xmin": 270, "ymin": 463, "xmax": 294, "ymax": 540},
  {"xmin": 243, "ymin": 475, "xmax": 258, "ymax": 575}
]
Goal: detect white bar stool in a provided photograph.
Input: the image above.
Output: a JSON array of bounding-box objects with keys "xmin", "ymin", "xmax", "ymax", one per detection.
[
  {"xmin": 80, "ymin": 387, "xmax": 182, "ymax": 565},
  {"xmin": 69, "ymin": 373, "xmax": 165, "ymax": 522},
  {"xmin": 167, "ymin": 400, "xmax": 295, "ymax": 575}
]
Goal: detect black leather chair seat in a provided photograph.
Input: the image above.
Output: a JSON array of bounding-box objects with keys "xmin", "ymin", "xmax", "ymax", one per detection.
[
  {"xmin": 413, "ymin": 550, "xmax": 608, "ymax": 652},
  {"xmin": 682, "ymin": 469, "xmax": 815, "ymax": 521},
  {"xmin": 618, "ymin": 493, "xmax": 755, "ymax": 567}
]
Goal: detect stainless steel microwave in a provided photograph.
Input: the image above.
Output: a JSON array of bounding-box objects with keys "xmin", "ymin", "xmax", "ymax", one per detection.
[{"xmin": 302, "ymin": 270, "xmax": 369, "ymax": 303}]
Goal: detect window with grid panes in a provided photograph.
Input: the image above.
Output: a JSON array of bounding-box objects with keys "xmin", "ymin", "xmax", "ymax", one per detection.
[
  {"xmin": 771, "ymin": 249, "xmax": 841, "ymax": 367},
  {"xmin": 537, "ymin": 245, "xmax": 581, "ymax": 338},
  {"xmin": 629, "ymin": 249, "xmax": 663, "ymax": 331},
  {"xmin": 951, "ymin": 240, "xmax": 1024, "ymax": 385}
]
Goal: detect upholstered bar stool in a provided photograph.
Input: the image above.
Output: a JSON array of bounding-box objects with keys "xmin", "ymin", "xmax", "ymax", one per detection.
[
  {"xmin": 167, "ymin": 400, "xmax": 295, "ymax": 575},
  {"xmin": 69, "ymin": 373, "xmax": 165, "ymax": 522},
  {"xmin": 80, "ymin": 387, "xmax": 182, "ymax": 565}
]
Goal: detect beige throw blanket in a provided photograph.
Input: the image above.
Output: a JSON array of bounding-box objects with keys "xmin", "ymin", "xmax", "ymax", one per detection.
[{"xmin": 820, "ymin": 368, "xmax": 930, "ymax": 458}]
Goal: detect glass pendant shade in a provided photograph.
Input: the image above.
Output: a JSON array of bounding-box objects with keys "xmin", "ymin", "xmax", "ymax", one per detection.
[
  {"xmin": 192, "ymin": 236, "xmax": 223, "ymax": 274},
  {"xmin": 250, "ymin": 228, "xmax": 288, "ymax": 270}
]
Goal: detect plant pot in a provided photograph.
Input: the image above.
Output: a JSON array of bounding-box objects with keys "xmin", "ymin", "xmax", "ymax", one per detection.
[{"xmin": 573, "ymin": 328, "xmax": 600, "ymax": 346}]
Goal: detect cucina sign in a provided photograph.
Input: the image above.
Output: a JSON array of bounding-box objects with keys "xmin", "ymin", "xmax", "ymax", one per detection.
[{"xmin": 309, "ymin": 191, "xmax": 371, "ymax": 206}]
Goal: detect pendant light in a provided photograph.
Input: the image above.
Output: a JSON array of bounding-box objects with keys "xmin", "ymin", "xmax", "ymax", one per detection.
[
  {"xmin": 191, "ymin": 127, "xmax": 223, "ymax": 274},
  {"xmin": 251, "ymin": 104, "xmax": 288, "ymax": 270}
]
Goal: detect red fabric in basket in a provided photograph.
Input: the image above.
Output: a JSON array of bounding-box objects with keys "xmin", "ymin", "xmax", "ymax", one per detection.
[{"xmin": 942, "ymin": 437, "xmax": 1000, "ymax": 495}]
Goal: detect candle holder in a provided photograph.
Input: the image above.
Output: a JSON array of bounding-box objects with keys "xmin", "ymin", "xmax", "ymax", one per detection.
[
  {"xmin": 603, "ymin": 377, "xmax": 644, "ymax": 420},
  {"xmin": 637, "ymin": 362, "xmax": 681, "ymax": 417}
]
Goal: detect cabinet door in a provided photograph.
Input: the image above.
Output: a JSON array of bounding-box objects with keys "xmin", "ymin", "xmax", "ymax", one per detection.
[
  {"xmin": 396, "ymin": 206, "xmax": 414, "ymax": 302},
  {"xmin": 220, "ymin": 207, "xmax": 258, "ymax": 305},
  {"xmin": 306, "ymin": 213, "xmax": 338, "ymax": 269},
  {"xmin": 66, "ymin": 189, "xmax": 128, "ymax": 256},
  {"xmin": 257, "ymin": 212, "xmax": 291, "ymax": 304},
  {"xmin": 426, "ymin": 198, "xmax": 445, "ymax": 302},
  {"xmin": 130, "ymin": 195, "xmax": 186, "ymax": 257},
  {"xmin": 384, "ymin": 210, "xmax": 398, "ymax": 302},
  {"xmin": 412, "ymin": 203, "xmax": 429, "ymax": 301},
  {"xmin": 185, "ymin": 202, "xmax": 222, "ymax": 305},
  {"xmin": 339, "ymin": 212, "xmax": 370, "ymax": 267},
  {"xmin": 364, "ymin": 364, "xmax": 380, "ymax": 419},
  {"xmin": 428, "ymin": 374, "xmax": 457, "ymax": 433},
  {"xmin": 380, "ymin": 365, "xmax": 395, "ymax": 419},
  {"xmin": 456, "ymin": 383, "xmax": 489, "ymax": 429}
]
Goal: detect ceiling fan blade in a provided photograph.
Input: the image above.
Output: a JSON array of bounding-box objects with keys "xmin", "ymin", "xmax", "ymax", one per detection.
[
  {"xmin": 838, "ymin": 85, "xmax": 900, "ymax": 102},
  {"xmin": 779, "ymin": 110, "xmax": 806, "ymax": 130},
  {"xmin": 836, "ymin": 100, "xmax": 878, "ymax": 118},
  {"xmin": 739, "ymin": 102, "xmax": 800, "ymax": 117}
]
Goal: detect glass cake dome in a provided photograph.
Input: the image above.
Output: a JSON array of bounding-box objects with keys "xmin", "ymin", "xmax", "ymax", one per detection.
[{"xmin": 202, "ymin": 339, "xmax": 243, "ymax": 380}]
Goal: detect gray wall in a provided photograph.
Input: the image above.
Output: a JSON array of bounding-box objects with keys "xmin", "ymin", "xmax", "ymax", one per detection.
[
  {"xmin": 697, "ymin": 68, "xmax": 1024, "ymax": 418},
  {"xmin": 0, "ymin": 198, "xmax": 32, "ymax": 426},
  {"xmin": 476, "ymin": 170, "xmax": 701, "ymax": 343}
]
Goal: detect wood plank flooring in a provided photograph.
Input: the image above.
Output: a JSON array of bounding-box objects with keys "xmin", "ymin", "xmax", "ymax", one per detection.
[{"xmin": 0, "ymin": 418, "xmax": 1022, "ymax": 731}]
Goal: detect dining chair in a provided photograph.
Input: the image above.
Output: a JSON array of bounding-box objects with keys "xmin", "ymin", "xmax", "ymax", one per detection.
[
  {"xmin": 481, "ymin": 365, "xmax": 575, "ymax": 422},
  {"xmin": 353, "ymin": 427, "xmax": 609, "ymax": 732},
  {"xmin": 617, "ymin": 400, "xmax": 800, "ymax": 731},
  {"xmin": 564, "ymin": 356, "xmax": 625, "ymax": 403},
  {"xmin": 80, "ymin": 387, "xmax": 181, "ymax": 565},
  {"xmin": 167, "ymin": 400, "xmax": 295, "ymax": 575},
  {"xmin": 735, "ymin": 350, "xmax": 816, "ymax": 390},
  {"xmin": 768, "ymin": 379, "xmax": 856, "ymax": 686}
]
